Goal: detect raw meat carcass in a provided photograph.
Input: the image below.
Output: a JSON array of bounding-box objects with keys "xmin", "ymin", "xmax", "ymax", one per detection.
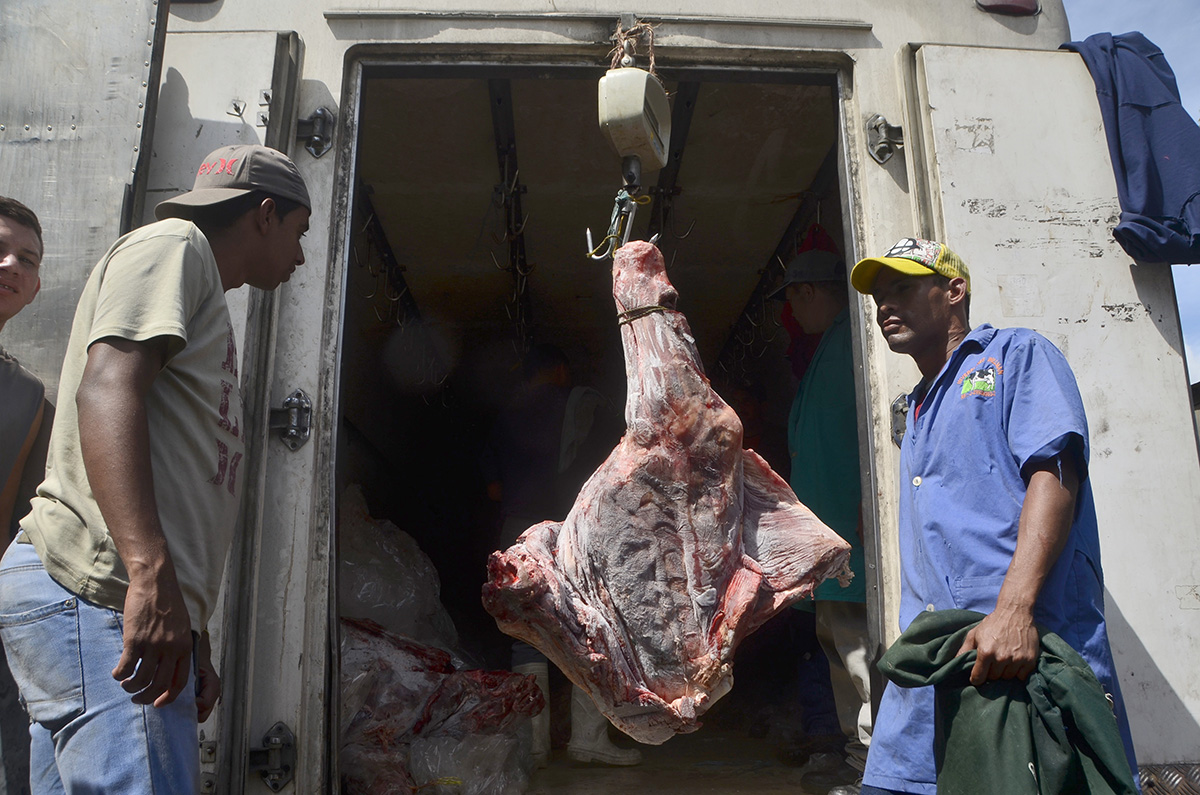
[
  {"xmin": 482, "ymin": 240, "xmax": 852, "ymax": 745},
  {"xmin": 339, "ymin": 618, "xmax": 544, "ymax": 794}
]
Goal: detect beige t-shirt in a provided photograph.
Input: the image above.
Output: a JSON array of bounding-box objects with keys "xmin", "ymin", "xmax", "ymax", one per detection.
[{"xmin": 21, "ymin": 219, "xmax": 244, "ymax": 632}]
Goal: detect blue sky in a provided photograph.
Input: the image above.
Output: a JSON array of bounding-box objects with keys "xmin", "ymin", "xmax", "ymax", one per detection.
[{"xmin": 1061, "ymin": 0, "xmax": 1200, "ymax": 379}]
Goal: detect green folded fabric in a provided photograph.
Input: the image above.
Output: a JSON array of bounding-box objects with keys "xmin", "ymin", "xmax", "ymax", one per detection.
[{"xmin": 878, "ymin": 609, "xmax": 1137, "ymax": 795}]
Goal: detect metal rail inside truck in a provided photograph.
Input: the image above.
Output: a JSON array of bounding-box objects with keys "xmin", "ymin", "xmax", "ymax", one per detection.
[{"xmin": 2, "ymin": 0, "xmax": 1197, "ymax": 791}]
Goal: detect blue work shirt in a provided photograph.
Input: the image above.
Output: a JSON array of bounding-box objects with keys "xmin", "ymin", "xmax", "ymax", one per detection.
[{"xmin": 864, "ymin": 325, "xmax": 1137, "ymax": 793}]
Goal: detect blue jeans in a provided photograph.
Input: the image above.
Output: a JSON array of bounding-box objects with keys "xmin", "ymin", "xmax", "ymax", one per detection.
[{"xmin": 0, "ymin": 540, "xmax": 199, "ymax": 794}]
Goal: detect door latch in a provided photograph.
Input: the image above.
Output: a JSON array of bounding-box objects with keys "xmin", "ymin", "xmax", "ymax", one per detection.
[
  {"xmin": 891, "ymin": 393, "xmax": 909, "ymax": 448},
  {"xmin": 866, "ymin": 113, "xmax": 904, "ymax": 164},
  {"xmin": 248, "ymin": 721, "xmax": 296, "ymax": 792},
  {"xmin": 296, "ymin": 106, "xmax": 335, "ymax": 158},
  {"xmin": 269, "ymin": 389, "xmax": 312, "ymax": 451}
]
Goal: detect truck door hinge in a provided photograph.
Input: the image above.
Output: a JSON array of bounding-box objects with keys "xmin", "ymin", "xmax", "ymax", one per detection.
[
  {"xmin": 866, "ymin": 113, "xmax": 904, "ymax": 164},
  {"xmin": 891, "ymin": 393, "xmax": 909, "ymax": 448},
  {"xmin": 269, "ymin": 389, "xmax": 312, "ymax": 451},
  {"xmin": 296, "ymin": 106, "xmax": 335, "ymax": 158},
  {"xmin": 199, "ymin": 733, "xmax": 217, "ymax": 793},
  {"xmin": 247, "ymin": 721, "xmax": 296, "ymax": 792}
]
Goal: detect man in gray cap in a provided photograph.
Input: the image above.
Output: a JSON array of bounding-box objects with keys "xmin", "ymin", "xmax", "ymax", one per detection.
[
  {"xmin": 0, "ymin": 144, "xmax": 310, "ymax": 792},
  {"xmin": 771, "ymin": 249, "xmax": 870, "ymax": 795}
]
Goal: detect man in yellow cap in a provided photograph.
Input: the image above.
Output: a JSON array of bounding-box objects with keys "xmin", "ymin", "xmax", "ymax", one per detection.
[{"xmin": 847, "ymin": 238, "xmax": 1137, "ymax": 795}]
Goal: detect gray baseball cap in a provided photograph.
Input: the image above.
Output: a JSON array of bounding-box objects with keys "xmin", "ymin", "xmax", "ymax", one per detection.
[
  {"xmin": 768, "ymin": 250, "xmax": 846, "ymax": 300},
  {"xmin": 155, "ymin": 144, "xmax": 311, "ymax": 220}
]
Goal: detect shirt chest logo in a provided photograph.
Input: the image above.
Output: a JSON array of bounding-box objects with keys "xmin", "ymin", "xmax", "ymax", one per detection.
[{"xmin": 958, "ymin": 357, "xmax": 1001, "ymax": 398}]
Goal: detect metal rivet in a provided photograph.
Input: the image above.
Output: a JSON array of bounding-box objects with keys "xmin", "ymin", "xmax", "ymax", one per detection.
[
  {"xmin": 133, "ymin": 146, "xmax": 139, "ymax": 152},
  {"xmin": 24, "ymin": 125, "xmax": 30, "ymax": 131},
  {"xmin": 1, "ymin": 125, "xmax": 6, "ymax": 131},
  {"xmin": 47, "ymin": 125, "xmax": 52, "ymax": 132},
  {"xmin": 71, "ymin": 124, "xmax": 76, "ymax": 130}
]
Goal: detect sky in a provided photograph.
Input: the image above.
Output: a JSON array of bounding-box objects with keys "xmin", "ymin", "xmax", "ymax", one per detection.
[{"xmin": 1060, "ymin": 0, "xmax": 1200, "ymax": 379}]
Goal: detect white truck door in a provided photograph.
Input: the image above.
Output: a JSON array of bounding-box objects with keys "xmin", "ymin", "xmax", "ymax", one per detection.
[
  {"xmin": 139, "ymin": 29, "xmax": 308, "ymax": 793},
  {"xmin": 0, "ymin": 0, "xmax": 167, "ymax": 399},
  {"xmin": 908, "ymin": 44, "xmax": 1200, "ymax": 769}
]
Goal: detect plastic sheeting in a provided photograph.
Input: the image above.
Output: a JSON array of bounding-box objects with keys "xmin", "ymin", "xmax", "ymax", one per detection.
[
  {"xmin": 338, "ymin": 487, "xmax": 545, "ymax": 793},
  {"xmin": 339, "ymin": 485, "xmax": 459, "ymax": 652}
]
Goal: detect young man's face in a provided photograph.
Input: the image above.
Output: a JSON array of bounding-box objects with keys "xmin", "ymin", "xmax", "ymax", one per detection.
[
  {"xmin": 0, "ymin": 215, "xmax": 42, "ymax": 325},
  {"xmin": 248, "ymin": 203, "xmax": 310, "ymax": 290},
  {"xmin": 869, "ymin": 269, "xmax": 950, "ymax": 355}
]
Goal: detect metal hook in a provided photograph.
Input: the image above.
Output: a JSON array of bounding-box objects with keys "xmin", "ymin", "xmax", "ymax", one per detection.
[
  {"xmin": 671, "ymin": 216, "xmax": 697, "ymax": 240},
  {"xmin": 586, "ymin": 190, "xmax": 641, "ymax": 261},
  {"xmin": 510, "ymin": 212, "xmax": 530, "ymax": 238},
  {"xmin": 586, "ymin": 228, "xmax": 621, "ymax": 261},
  {"xmin": 382, "ymin": 270, "xmax": 405, "ymax": 302}
]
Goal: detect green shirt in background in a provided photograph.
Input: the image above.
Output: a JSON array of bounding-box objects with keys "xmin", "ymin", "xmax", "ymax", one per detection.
[{"xmin": 787, "ymin": 307, "xmax": 865, "ymax": 602}]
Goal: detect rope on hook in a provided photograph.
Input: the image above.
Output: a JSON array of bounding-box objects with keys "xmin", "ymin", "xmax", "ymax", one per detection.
[{"xmin": 609, "ymin": 19, "xmax": 658, "ymax": 75}]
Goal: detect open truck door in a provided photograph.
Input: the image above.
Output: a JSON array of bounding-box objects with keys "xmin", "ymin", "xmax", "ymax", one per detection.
[
  {"xmin": 139, "ymin": 27, "xmax": 311, "ymax": 793},
  {"xmin": 901, "ymin": 44, "xmax": 1200, "ymax": 774}
]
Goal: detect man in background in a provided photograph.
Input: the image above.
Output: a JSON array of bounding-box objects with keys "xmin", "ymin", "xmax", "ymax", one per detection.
[
  {"xmin": 0, "ymin": 196, "xmax": 47, "ymax": 794},
  {"xmin": 483, "ymin": 344, "xmax": 641, "ymax": 768},
  {"xmin": 772, "ymin": 249, "xmax": 871, "ymax": 795},
  {"xmin": 0, "ymin": 197, "xmax": 45, "ymax": 538}
]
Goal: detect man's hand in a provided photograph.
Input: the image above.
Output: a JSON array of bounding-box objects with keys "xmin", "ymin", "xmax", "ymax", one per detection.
[
  {"xmin": 113, "ymin": 566, "xmax": 193, "ymax": 708},
  {"xmin": 194, "ymin": 631, "xmax": 221, "ymax": 722},
  {"xmin": 956, "ymin": 606, "xmax": 1039, "ymax": 685}
]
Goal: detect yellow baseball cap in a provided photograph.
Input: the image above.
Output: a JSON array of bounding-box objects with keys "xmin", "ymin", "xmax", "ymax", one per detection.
[{"xmin": 851, "ymin": 238, "xmax": 971, "ymax": 294}]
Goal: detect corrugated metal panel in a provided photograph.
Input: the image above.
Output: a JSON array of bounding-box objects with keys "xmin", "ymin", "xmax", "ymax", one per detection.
[{"xmin": 0, "ymin": 0, "xmax": 166, "ymax": 401}]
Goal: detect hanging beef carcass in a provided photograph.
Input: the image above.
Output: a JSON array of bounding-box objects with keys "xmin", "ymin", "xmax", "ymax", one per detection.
[{"xmin": 482, "ymin": 241, "xmax": 851, "ymax": 745}]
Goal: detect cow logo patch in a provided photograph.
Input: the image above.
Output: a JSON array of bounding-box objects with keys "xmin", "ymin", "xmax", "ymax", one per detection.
[{"xmin": 958, "ymin": 360, "xmax": 1000, "ymax": 398}]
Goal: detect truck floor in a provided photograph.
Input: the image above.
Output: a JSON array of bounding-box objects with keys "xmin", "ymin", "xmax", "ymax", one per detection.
[{"xmin": 528, "ymin": 727, "xmax": 822, "ymax": 795}]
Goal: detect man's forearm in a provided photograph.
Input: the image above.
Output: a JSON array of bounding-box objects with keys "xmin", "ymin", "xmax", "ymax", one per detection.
[
  {"xmin": 958, "ymin": 454, "xmax": 1079, "ymax": 682},
  {"xmin": 995, "ymin": 456, "xmax": 1079, "ymax": 614}
]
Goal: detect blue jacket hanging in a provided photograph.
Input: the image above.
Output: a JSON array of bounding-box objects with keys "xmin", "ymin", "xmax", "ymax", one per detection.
[{"xmin": 1062, "ymin": 32, "xmax": 1200, "ymax": 264}]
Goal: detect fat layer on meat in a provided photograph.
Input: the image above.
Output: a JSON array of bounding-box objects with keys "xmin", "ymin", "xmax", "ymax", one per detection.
[{"xmin": 482, "ymin": 241, "xmax": 851, "ymax": 745}]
